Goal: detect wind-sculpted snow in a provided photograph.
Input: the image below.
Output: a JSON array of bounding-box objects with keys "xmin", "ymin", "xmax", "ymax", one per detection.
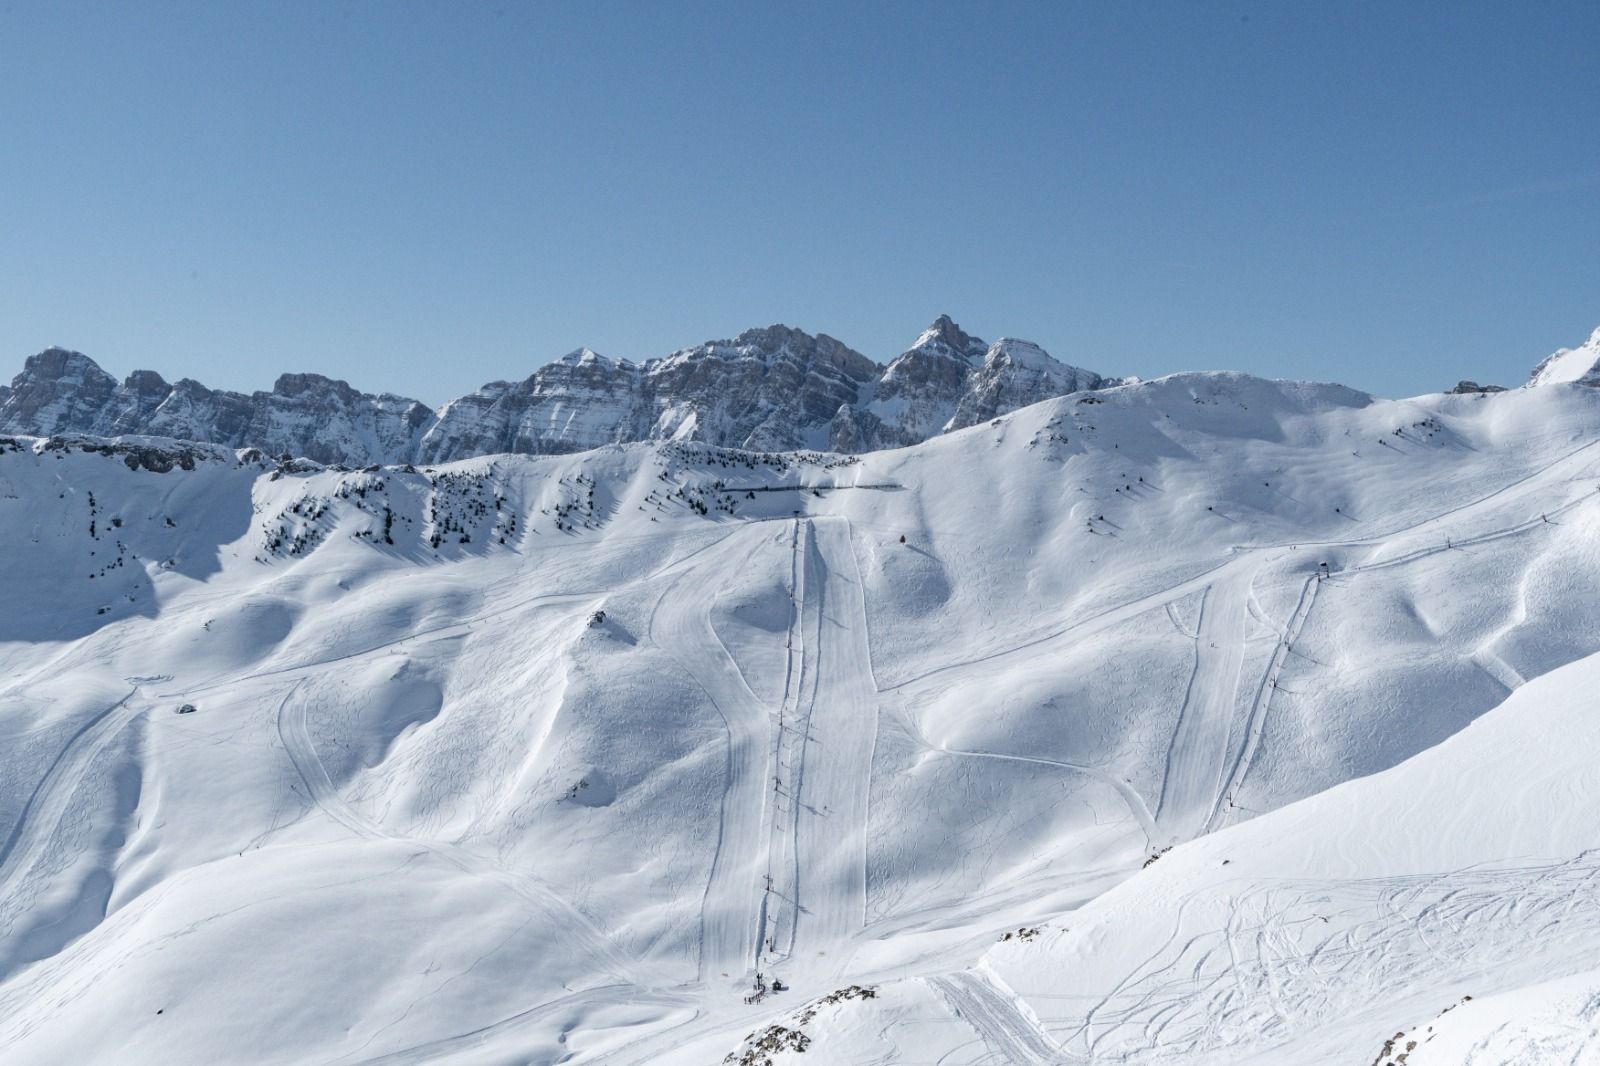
[{"xmin": 5, "ymin": 368, "xmax": 1600, "ymax": 1063}]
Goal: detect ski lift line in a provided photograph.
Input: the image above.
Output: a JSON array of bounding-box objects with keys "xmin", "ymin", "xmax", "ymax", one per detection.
[
  {"xmin": 760, "ymin": 518, "xmax": 806, "ymax": 967},
  {"xmin": 719, "ymin": 482, "xmax": 903, "ymax": 493}
]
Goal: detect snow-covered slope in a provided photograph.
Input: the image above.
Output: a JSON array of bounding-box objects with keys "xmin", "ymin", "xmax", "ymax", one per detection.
[
  {"xmin": 791, "ymin": 632, "xmax": 1600, "ymax": 1066},
  {"xmin": 1526, "ymin": 325, "xmax": 1600, "ymax": 387},
  {"xmin": 4, "ymin": 362, "xmax": 1600, "ymax": 1064},
  {"xmin": 0, "ymin": 318, "xmax": 1110, "ymax": 463}
]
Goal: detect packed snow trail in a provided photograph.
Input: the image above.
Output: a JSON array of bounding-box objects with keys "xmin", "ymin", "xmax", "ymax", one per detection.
[
  {"xmin": 647, "ymin": 531, "xmax": 775, "ymax": 983},
  {"xmin": 1155, "ymin": 565, "xmax": 1256, "ymax": 843},
  {"xmin": 928, "ymin": 968, "xmax": 1062, "ymax": 1066},
  {"xmin": 779, "ymin": 517, "xmax": 878, "ymax": 983},
  {"xmin": 148, "ymin": 527, "xmax": 745, "ymax": 702},
  {"xmin": 1208, "ymin": 573, "xmax": 1321, "ymax": 832},
  {"xmin": 892, "ymin": 429, "xmax": 1600, "ymax": 698}
]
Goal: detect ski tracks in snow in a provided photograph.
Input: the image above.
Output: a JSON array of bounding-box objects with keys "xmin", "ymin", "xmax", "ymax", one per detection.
[
  {"xmin": 1208, "ymin": 573, "xmax": 1320, "ymax": 832},
  {"xmin": 1155, "ymin": 564, "xmax": 1257, "ymax": 843},
  {"xmin": 779, "ymin": 516, "xmax": 877, "ymax": 982},
  {"xmin": 275, "ymin": 685, "xmax": 656, "ymax": 989},
  {"xmin": 647, "ymin": 532, "xmax": 775, "ymax": 983},
  {"xmin": 0, "ymin": 690, "xmax": 142, "ymax": 916},
  {"xmin": 928, "ymin": 965, "xmax": 1062, "ymax": 1066},
  {"xmin": 649, "ymin": 517, "xmax": 880, "ymax": 987}
]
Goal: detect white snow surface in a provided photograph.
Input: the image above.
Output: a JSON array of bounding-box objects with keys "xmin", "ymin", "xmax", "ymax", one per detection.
[
  {"xmin": 4, "ymin": 369, "xmax": 1600, "ymax": 1063},
  {"xmin": 1526, "ymin": 326, "xmax": 1600, "ymax": 387}
]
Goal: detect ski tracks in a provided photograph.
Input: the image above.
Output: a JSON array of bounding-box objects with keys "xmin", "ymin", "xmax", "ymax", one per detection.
[
  {"xmin": 647, "ymin": 532, "xmax": 775, "ymax": 983},
  {"xmin": 1155, "ymin": 563, "xmax": 1256, "ymax": 843},
  {"xmin": 274, "ymin": 684, "xmax": 654, "ymax": 989},
  {"xmin": 1207, "ymin": 572, "xmax": 1320, "ymax": 833},
  {"xmin": 0, "ymin": 689, "xmax": 142, "ymax": 913},
  {"xmin": 782, "ymin": 517, "xmax": 877, "ymax": 981},
  {"xmin": 928, "ymin": 966, "xmax": 1062, "ymax": 1066}
]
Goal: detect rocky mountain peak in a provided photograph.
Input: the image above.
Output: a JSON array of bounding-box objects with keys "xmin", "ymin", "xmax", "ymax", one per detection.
[
  {"xmin": 4, "ymin": 347, "xmax": 120, "ymax": 437},
  {"xmin": 20, "ymin": 346, "xmax": 116, "ymax": 387},
  {"xmin": 123, "ymin": 369, "xmax": 171, "ymax": 395},
  {"xmin": 907, "ymin": 315, "xmax": 988, "ymax": 364},
  {"xmin": 2, "ymin": 317, "xmax": 1118, "ymax": 462},
  {"xmin": 273, "ymin": 372, "xmax": 362, "ymax": 404}
]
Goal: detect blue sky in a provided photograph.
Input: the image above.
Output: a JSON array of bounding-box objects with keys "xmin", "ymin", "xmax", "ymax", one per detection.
[{"xmin": 2, "ymin": 1, "xmax": 1595, "ymax": 403}]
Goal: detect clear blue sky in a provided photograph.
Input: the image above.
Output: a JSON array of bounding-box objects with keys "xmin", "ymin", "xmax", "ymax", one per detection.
[{"xmin": 2, "ymin": 1, "xmax": 1595, "ymax": 403}]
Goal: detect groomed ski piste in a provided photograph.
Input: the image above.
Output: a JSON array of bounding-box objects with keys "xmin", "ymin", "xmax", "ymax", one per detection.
[{"xmin": 4, "ymin": 366, "xmax": 1600, "ymax": 1063}]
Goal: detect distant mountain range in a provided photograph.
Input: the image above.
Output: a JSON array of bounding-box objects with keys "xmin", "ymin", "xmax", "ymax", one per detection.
[
  {"xmin": 6, "ymin": 320, "xmax": 1595, "ymax": 466},
  {"xmin": 0, "ymin": 317, "xmax": 1115, "ymax": 465}
]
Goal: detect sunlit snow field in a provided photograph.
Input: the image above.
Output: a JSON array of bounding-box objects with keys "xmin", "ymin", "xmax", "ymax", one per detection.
[{"xmin": 4, "ymin": 371, "xmax": 1600, "ymax": 1064}]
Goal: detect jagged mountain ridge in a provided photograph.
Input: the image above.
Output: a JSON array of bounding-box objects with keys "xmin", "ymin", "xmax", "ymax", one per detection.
[{"xmin": 0, "ymin": 317, "xmax": 1113, "ymax": 466}]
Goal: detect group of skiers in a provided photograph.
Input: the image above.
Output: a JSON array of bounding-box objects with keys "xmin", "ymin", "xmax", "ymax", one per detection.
[{"xmin": 743, "ymin": 972, "xmax": 787, "ymax": 1005}]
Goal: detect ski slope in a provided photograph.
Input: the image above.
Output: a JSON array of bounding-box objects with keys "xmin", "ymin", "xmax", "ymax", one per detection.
[{"xmin": 4, "ymin": 365, "xmax": 1600, "ymax": 1063}]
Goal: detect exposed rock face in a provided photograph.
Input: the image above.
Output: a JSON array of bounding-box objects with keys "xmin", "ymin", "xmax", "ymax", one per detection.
[
  {"xmin": 2, "ymin": 318, "xmax": 1113, "ymax": 463},
  {"xmin": 949, "ymin": 338, "xmax": 1109, "ymax": 430},
  {"xmin": 837, "ymin": 317, "xmax": 1113, "ymax": 451},
  {"xmin": 1526, "ymin": 327, "xmax": 1600, "ymax": 388},
  {"xmin": 854, "ymin": 315, "xmax": 994, "ymax": 449},
  {"xmin": 0, "ymin": 349, "xmax": 432, "ymax": 465},
  {"xmin": 643, "ymin": 326, "xmax": 880, "ymax": 452},
  {"xmin": 416, "ymin": 349, "xmax": 646, "ymax": 462},
  {"xmin": 416, "ymin": 327, "xmax": 882, "ymax": 460},
  {"xmin": 2, "ymin": 348, "xmax": 122, "ymax": 436}
]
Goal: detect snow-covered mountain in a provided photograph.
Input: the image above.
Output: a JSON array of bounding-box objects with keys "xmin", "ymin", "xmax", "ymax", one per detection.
[
  {"xmin": 1526, "ymin": 324, "xmax": 1600, "ymax": 387},
  {"xmin": 0, "ymin": 347, "xmax": 434, "ymax": 465},
  {"xmin": 0, "ymin": 319, "xmax": 1112, "ymax": 465},
  {"xmin": 2, "ymin": 326, "xmax": 1600, "ymax": 1065}
]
